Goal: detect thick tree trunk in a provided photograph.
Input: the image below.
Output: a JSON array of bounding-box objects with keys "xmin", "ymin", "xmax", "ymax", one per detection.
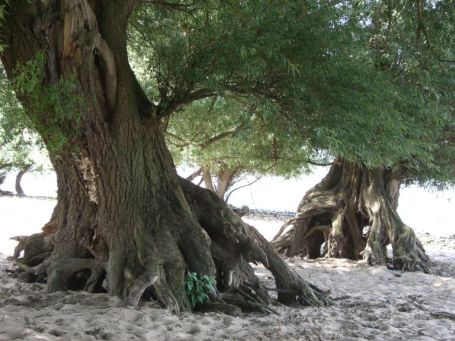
[
  {"xmin": 2, "ymin": 0, "xmax": 328, "ymax": 311},
  {"xmin": 1, "ymin": 0, "xmax": 214, "ymax": 312},
  {"xmin": 202, "ymin": 168, "xmax": 236, "ymax": 201},
  {"xmin": 202, "ymin": 168, "xmax": 216, "ymax": 192},
  {"xmin": 272, "ymin": 158, "xmax": 432, "ymax": 273},
  {"xmin": 15, "ymin": 164, "xmax": 32, "ymax": 196},
  {"xmin": 215, "ymin": 169, "xmax": 236, "ymax": 200}
]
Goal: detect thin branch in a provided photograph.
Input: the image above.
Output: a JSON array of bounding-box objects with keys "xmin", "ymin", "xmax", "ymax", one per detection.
[
  {"xmin": 415, "ymin": 0, "xmax": 431, "ymax": 49},
  {"xmin": 140, "ymin": 0, "xmax": 194, "ymax": 8},
  {"xmin": 225, "ymin": 176, "xmax": 261, "ymax": 202},
  {"xmin": 200, "ymin": 124, "xmax": 243, "ymax": 149},
  {"xmin": 384, "ymin": 0, "xmax": 392, "ymax": 47},
  {"xmin": 158, "ymin": 89, "xmax": 217, "ymax": 117},
  {"xmin": 185, "ymin": 167, "xmax": 202, "ymax": 181},
  {"xmin": 437, "ymin": 58, "xmax": 455, "ymax": 64},
  {"xmin": 129, "ymin": 21, "xmax": 154, "ymax": 49},
  {"xmin": 165, "ymin": 131, "xmax": 193, "ymax": 147},
  {"xmin": 303, "ymin": 158, "xmax": 333, "ymax": 167},
  {"xmin": 181, "ymin": 88, "xmax": 218, "ymax": 105}
]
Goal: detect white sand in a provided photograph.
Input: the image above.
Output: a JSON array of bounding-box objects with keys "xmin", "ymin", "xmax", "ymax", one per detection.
[
  {"xmin": 1, "ymin": 197, "xmax": 455, "ymax": 340},
  {"xmin": 0, "ymin": 197, "xmax": 56, "ymax": 256}
]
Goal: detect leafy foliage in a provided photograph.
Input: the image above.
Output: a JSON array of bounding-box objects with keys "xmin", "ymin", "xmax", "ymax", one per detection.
[
  {"xmin": 0, "ymin": 0, "xmax": 452, "ymax": 193},
  {"xmin": 129, "ymin": 1, "xmax": 370, "ymax": 115},
  {"xmin": 11, "ymin": 52, "xmax": 82, "ymax": 153},
  {"xmin": 168, "ymin": 97, "xmax": 315, "ymax": 173},
  {"xmin": 0, "ymin": 67, "xmax": 51, "ymax": 180},
  {"xmin": 130, "ymin": 0, "xmax": 454, "ymax": 189},
  {"xmin": 184, "ymin": 272, "xmax": 216, "ymax": 309},
  {"xmin": 166, "ymin": 96, "xmax": 320, "ymax": 199},
  {"xmin": 361, "ymin": 0, "xmax": 455, "ymax": 188},
  {"xmin": 0, "ymin": 124, "xmax": 50, "ymax": 175}
]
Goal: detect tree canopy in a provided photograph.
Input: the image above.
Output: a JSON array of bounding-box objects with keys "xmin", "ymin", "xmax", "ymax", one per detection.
[
  {"xmin": 129, "ymin": 0, "xmax": 454, "ymax": 190},
  {"xmin": 362, "ymin": 0, "xmax": 454, "ymax": 187},
  {"xmin": 166, "ymin": 96, "xmax": 316, "ymax": 200},
  {"xmin": 0, "ymin": 0, "xmax": 453, "ymax": 313}
]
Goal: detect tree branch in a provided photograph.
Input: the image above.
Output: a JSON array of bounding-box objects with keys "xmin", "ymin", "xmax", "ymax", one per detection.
[
  {"xmin": 303, "ymin": 158, "xmax": 333, "ymax": 167},
  {"xmin": 164, "ymin": 131, "xmax": 193, "ymax": 147},
  {"xmin": 139, "ymin": 0, "xmax": 195, "ymax": 9},
  {"xmin": 157, "ymin": 89, "xmax": 217, "ymax": 117},
  {"xmin": 185, "ymin": 167, "xmax": 202, "ymax": 181},
  {"xmin": 385, "ymin": 0, "xmax": 392, "ymax": 47},
  {"xmin": 225, "ymin": 176, "xmax": 261, "ymax": 202},
  {"xmin": 438, "ymin": 58, "xmax": 455, "ymax": 64},
  {"xmin": 199, "ymin": 124, "xmax": 244, "ymax": 149}
]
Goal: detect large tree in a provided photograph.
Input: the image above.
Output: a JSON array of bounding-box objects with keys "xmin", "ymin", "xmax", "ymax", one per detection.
[
  {"xmin": 0, "ymin": 0, "xmax": 344, "ymax": 311},
  {"xmin": 272, "ymin": 1, "xmax": 455, "ymax": 272}
]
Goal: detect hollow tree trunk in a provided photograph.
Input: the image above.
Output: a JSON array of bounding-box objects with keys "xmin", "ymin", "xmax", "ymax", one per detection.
[
  {"xmin": 15, "ymin": 164, "xmax": 32, "ymax": 196},
  {"xmin": 1, "ymin": 0, "xmax": 328, "ymax": 311},
  {"xmin": 272, "ymin": 158, "xmax": 431, "ymax": 273}
]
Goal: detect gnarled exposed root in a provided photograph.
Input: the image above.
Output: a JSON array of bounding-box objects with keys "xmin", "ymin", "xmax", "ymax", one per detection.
[
  {"xmin": 272, "ymin": 158, "xmax": 432, "ymax": 274},
  {"xmin": 10, "ymin": 257, "xmax": 48, "ymax": 282},
  {"xmin": 47, "ymin": 257, "xmax": 95, "ymax": 292},
  {"xmin": 8, "ymin": 176, "xmax": 330, "ymax": 313},
  {"xmin": 10, "ymin": 232, "xmax": 55, "ymax": 266},
  {"xmin": 392, "ymin": 228, "xmax": 432, "ymax": 273},
  {"xmin": 272, "ymin": 160, "xmax": 363, "ymax": 259},
  {"xmin": 124, "ymin": 259, "xmax": 182, "ymax": 313},
  {"xmin": 397, "ymin": 238, "xmax": 432, "ymax": 273},
  {"xmin": 220, "ymin": 286, "xmax": 278, "ymax": 314},
  {"xmin": 364, "ymin": 233, "xmax": 432, "ymax": 274},
  {"xmin": 179, "ymin": 177, "xmax": 331, "ymax": 308}
]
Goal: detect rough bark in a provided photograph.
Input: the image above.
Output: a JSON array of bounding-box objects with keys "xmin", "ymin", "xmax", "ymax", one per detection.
[
  {"xmin": 215, "ymin": 169, "xmax": 236, "ymax": 199},
  {"xmin": 180, "ymin": 178, "xmax": 329, "ymax": 307},
  {"xmin": 2, "ymin": 0, "xmax": 328, "ymax": 311},
  {"xmin": 10, "ymin": 174, "xmax": 330, "ymax": 309},
  {"xmin": 272, "ymin": 158, "xmax": 432, "ymax": 273}
]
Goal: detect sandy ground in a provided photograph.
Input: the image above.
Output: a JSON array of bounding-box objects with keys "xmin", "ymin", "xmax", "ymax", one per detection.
[{"xmin": 1, "ymin": 197, "xmax": 455, "ymax": 340}]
